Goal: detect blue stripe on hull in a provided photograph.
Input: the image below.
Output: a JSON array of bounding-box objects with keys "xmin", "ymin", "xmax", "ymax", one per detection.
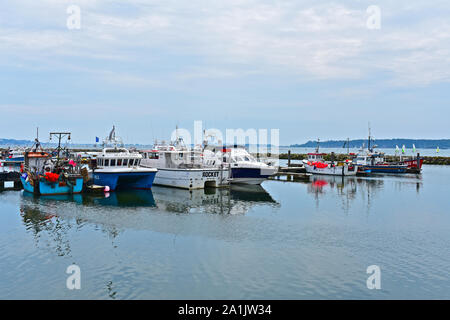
[
  {"xmin": 93, "ymin": 171, "xmax": 157, "ymax": 191},
  {"xmin": 360, "ymin": 166, "xmax": 407, "ymax": 173},
  {"xmin": 4, "ymin": 157, "xmax": 24, "ymax": 162},
  {"xmin": 231, "ymin": 167, "xmax": 272, "ymax": 179}
]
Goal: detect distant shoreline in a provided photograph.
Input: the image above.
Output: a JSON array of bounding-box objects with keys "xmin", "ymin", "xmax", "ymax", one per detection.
[{"xmin": 291, "ymin": 138, "xmax": 449, "ymax": 149}]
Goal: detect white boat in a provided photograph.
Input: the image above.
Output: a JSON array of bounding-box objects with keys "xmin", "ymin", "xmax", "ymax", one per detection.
[
  {"xmin": 210, "ymin": 146, "xmax": 278, "ymax": 184},
  {"xmin": 302, "ymin": 152, "xmax": 358, "ymax": 176},
  {"xmin": 140, "ymin": 137, "xmax": 229, "ymax": 190},
  {"xmin": 92, "ymin": 127, "xmax": 158, "ymax": 191}
]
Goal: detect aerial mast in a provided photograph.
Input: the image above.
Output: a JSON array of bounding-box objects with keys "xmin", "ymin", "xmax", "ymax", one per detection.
[{"xmin": 49, "ymin": 132, "xmax": 71, "ymax": 161}]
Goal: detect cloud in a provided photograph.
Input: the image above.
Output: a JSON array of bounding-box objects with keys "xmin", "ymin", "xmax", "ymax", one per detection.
[{"xmin": 1, "ymin": 1, "xmax": 450, "ymax": 86}]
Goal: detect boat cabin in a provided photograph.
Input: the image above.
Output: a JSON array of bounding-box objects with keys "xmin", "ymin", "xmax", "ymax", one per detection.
[
  {"xmin": 141, "ymin": 147, "xmax": 207, "ymax": 169},
  {"xmin": 24, "ymin": 151, "xmax": 53, "ymax": 174},
  {"xmin": 307, "ymin": 153, "xmax": 326, "ymax": 162},
  {"xmin": 96, "ymin": 148, "xmax": 142, "ymax": 168},
  {"xmin": 353, "ymin": 153, "xmax": 384, "ymax": 166}
]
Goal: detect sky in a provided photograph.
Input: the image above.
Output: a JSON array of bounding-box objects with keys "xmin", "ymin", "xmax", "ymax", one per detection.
[{"xmin": 0, "ymin": 0, "xmax": 449, "ymax": 145}]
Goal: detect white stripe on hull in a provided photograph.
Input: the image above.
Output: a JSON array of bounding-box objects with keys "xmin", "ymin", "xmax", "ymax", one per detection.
[
  {"xmin": 153, "ymin": 168, "xmax": 230, "ymax": 189},
  {"xmin": 304, "ymin": 165, "xmax": 358, "ymax": 176},
  {"xmin": 230, "ymin": 177, "xmax": 266, "ymax": 185}
]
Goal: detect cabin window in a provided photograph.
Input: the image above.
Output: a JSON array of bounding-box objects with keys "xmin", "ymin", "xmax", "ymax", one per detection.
[
  {"xmin": 104, "ymin": 159, "xmax": 109, "ymax": 166},
  {"xmin": 123, "ymin": 159, "xmax": 128, "ymax": 166},
  {"xmin": 150, "ymin": 152, "xmax": 159, "ymax": 159},
  {"xmin": 117, "ymin": 159, "xmax": 122, "ymax": 166},
  {"xmin": 110, "ymin": 159, "xmax": 116, "ymax": 166}
]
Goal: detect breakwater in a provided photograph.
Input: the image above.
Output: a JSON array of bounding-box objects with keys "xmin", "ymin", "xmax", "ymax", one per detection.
[{"xmin": 277, "ymin": 153, "xmax": 450, "ymax": 165}]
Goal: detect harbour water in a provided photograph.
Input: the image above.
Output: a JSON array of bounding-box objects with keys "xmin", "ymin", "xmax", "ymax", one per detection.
[{"xmin": 0, "ymin": 165, "xmax": 449, "ymax": 299}]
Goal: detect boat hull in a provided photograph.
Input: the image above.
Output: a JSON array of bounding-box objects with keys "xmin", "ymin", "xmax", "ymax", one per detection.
[
  {"xmin": 151, "ymin": 168, "xmax": 230, "ymax": 189},
  {"xmin": 304, "ymin": 163, "xmax": 358, "ymax": 176},
  {"xmin": 20, "ymin": 176, "xmax": 84, "ymax": 195},
  {"xmin": 93, "ymin": 170, "xmax": 157, "ymax": 191}
]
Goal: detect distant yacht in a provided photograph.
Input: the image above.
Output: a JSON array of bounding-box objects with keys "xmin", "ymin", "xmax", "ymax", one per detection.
[
  {"xmin": 92, "ymin": 126, "xmax": 157, "ymax": 191},
  {"xmin": 3, "ymin": 148, "xmax": 25, "ymax": 164}
]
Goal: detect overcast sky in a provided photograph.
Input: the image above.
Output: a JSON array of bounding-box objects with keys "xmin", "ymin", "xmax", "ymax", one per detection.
[{"xmin": 1, "ymin": 0, "xmax": 449, "ymax": 145}]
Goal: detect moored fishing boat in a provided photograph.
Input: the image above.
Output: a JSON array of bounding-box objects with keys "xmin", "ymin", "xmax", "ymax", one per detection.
[
  {"xmin": 353, "ymin": 127, "xmax": 410, "ymax": 174},
  {"xmin": 302, "ymin": 152, "xmax": 358, "ymax": 176},
  {"xmin": 91, "ymin": 126, "xmax": 157, "ymax": 191},
  {"xmin": 20, "ymin": 136, "xmax": 84, "ymax": 195},
  {"xmin": 140, "ymin": 139, "xmax": 229, "ymax": 190},
  {"xmin": 353, "ymin": 152, "xmax": 408, "ymax": 173}
]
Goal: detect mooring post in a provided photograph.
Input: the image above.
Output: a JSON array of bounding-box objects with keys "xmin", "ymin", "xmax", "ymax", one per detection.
[
  {"xmin": 288, "ymin": 150, "xmax": 291, "ymax": 167},
  {"xmin": 417, "ymin": 153, "xmax": 421, "ymax": 171}
]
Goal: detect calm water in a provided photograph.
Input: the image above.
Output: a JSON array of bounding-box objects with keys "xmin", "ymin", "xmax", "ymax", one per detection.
[{"xmin": 0, "ymin": 166, "xmax": 449, "ymax": 299}]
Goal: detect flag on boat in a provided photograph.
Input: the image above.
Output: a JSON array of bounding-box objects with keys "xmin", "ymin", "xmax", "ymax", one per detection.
[
  {"xmin": 95, "ymin": 137, "xmax": 99, "ymax": 143},
  {"xmin": 402, "ymin": 145, "xmax": 406, "ymax": 154}
]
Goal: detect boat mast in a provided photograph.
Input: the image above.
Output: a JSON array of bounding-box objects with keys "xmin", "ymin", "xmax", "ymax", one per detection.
[
  {"xmin": 347, "ymin": 137, "xmax": 350, "ymax": 154},
  {"xmin": 315, "ymin": 138, "xmax": 320, "ymax": 153}
]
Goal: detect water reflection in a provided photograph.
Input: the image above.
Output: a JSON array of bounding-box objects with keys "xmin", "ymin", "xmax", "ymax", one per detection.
[
  {"xmin": 18, "ymin": 185, "xmax": 279, "ymax": 250},
  {"xmin": 306, "ymin": 174, "xmax": 423, "ymax": 214},
  {"xmin": 152, "ymin": 185, "xmax": 279, "ymax": 215}
]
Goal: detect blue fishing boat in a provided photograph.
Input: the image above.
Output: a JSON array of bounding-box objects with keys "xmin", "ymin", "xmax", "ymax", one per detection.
[
  {"xmin": 91, "ymin": 127, "xmax": 158, "ymax": 191},
  {"xmin": 353, "ymin": 128, "xmax": 408, "ymax": 174},
  {"xmin": 21, "ymin": 151, "xmax": 84, "ymax": 195},
  {"xmin": 20, "ymin": 134, "xmax": 84, "ymax": 195}
]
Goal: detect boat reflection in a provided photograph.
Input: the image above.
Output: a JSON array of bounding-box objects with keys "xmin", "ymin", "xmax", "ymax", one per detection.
[
  {"xmin": 150, "ymin": 184, "xmax": 279, "ymax": 214},
  {"xmin": 306, "ymin": 174, "xmax": 423, "ymax": 213},
  {"xmin": 19, "ymin": 184, "xmax": 278, "ymax": 240}
]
